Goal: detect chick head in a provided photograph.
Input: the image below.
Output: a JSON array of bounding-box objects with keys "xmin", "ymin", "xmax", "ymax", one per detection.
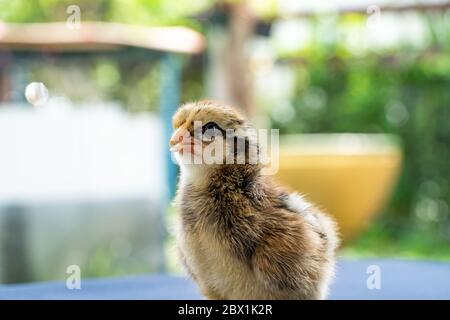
[{"xmin": 170, "ymin": 100, "xmax": 258, "ymax": 167}]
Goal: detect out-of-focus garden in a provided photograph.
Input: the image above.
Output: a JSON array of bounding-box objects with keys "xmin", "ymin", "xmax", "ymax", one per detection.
[{"xmin": 0, "ymin": 0, "xmax": 449, "ymax": 283}]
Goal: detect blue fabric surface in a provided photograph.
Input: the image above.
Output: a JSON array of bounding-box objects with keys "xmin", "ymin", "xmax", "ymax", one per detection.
[{"xmin": 0, "ymin": 259, "xmax": 449, "ymax": 300}]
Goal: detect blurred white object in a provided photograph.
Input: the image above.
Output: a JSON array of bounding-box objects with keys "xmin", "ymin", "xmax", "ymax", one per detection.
[
  {"xmin": 25, "ymin": 82, "xmax": 49, "ymax": 107},
  {"xmin": 0, "ymin": 102, "xmax": 167, "ymax": 204},
  {"xmin": 0, "ymin": 102, "xmax": 167, "ymax": 282}
]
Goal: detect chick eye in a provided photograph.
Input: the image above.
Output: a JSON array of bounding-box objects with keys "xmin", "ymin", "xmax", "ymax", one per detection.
[
  {"xmin": 202, "ymin": 122, "xmax": 218, "ymax": 132},
  {"xmin": 202, "ymin": 122, "xmax": 222, "ymax": 141}
]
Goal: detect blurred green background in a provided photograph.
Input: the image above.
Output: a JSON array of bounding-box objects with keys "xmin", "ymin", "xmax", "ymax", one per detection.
[{"xmin": 1, "ymin": 0, "xmax": 449, "ymax": 281}]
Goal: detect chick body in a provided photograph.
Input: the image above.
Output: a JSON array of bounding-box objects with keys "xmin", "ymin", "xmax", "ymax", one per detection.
[{"xmin": 171, "ymin": 101, "xmax": 339, "ymax": 300}]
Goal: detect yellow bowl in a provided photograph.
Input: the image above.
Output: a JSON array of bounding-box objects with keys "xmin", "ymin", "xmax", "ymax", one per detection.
[{"xmin": 275, "ymin": 134, "xmax": 402, "ymax": 243}]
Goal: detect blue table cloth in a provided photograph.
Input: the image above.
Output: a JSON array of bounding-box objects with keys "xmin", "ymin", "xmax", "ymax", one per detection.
[{"xmin": 1, "ymin": 259, "xmax": 449, "ymax": 299}]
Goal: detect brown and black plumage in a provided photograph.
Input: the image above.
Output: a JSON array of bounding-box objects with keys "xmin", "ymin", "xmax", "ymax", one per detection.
[{"xmin": 169, "ymin": 100, "xmax": 339, "ymax": 300}]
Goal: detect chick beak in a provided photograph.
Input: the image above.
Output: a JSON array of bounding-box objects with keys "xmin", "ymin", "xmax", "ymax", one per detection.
[
  {"xmin": 169, "ymin": 128, "xmax": 183, "ymax": 151},
  {"xmin": 169, "ymin": 127, "xmax": 194, "ymax": 153}
]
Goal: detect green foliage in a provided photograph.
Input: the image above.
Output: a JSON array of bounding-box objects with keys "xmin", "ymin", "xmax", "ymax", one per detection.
[
  {"xmin": 0, "ymin": 0, "xmax": 213, "ymax": 28},
  {"xmin": 270, "ymin": 18, "xmax": 450, "ymax": 259}
]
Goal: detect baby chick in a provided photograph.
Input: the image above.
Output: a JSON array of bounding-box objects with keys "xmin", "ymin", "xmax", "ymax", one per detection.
[{"xmin": 169, "ymin": 100, "xmax": 339, "ymax": 300}]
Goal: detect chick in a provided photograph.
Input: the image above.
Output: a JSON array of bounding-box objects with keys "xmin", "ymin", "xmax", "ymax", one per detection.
[{"xmin": 169, "ymin": 100, "xmax": 339, "ymax": 300}]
